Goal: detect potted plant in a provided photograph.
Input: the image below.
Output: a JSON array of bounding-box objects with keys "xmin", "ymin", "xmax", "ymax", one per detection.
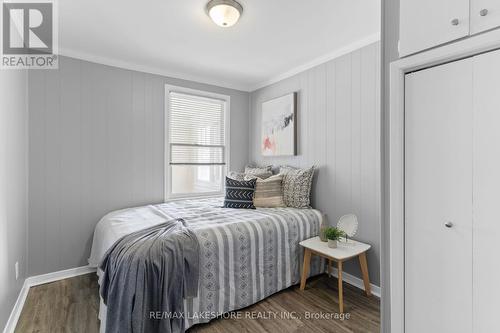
[{"xmin": 324, "ymin": 227, "xmax": 345, "ymax": 248}]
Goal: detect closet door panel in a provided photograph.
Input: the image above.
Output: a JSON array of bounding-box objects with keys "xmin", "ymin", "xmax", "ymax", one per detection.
[
  {"xmin": 471, "ymin": 0, "xmax": 500, "ymax": 35},
  {"xmin": 405, "ymin": 59, "xmax": 473, "ymax": 333},
  {"xmin": 472, "ymin": 49, "xmax": 500, "ymax": 332},
  {"xmin": 399, "ymin": 0, "xmax": 469, "ymax": 56}
]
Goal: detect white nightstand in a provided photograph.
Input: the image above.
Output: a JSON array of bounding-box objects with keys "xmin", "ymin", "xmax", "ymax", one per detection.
[{"xmin": 299, "ymin": 236, "xmax": 372, "ymax": 313}]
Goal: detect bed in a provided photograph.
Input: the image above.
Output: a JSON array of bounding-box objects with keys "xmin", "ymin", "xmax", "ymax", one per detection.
[{"xmin": 88, "ymin": 197, "xmax": 324, "ymax": 332}]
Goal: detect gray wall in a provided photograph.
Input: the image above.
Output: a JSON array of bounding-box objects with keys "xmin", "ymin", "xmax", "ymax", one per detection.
[
  {"xmin": 381, "ymin": 0, "xmax": 399, "ymax": 332},
  {"xmin": 0, "ymin": 71, "xmax": 28, "ymax": 328},
  {"xmin": 249, "ymin": 42, "xmax": 381, "ymax": 286},
  {"xmin": 28, "ymin": 56, "xmax": 250, "ymax": 276},
  {"xmin": 381, "ymin": 0, "xmax": 399, "ymax": 330}
]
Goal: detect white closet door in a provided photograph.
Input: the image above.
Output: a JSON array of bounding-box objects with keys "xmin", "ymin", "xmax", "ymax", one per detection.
[
  {"xmin": 472, "ymin": 49, "xmax": 500, "ymax": 332},
  {"xmin": 405, "ymin": 59, "xmax": 473, "ymax": 333},
  {"xmin": 470, "ymin": 0, "xmax": 500, "ymax": 35},
  {"xmin": 399, "ymin": 0, "xmax": 469, "ymax": 56}
]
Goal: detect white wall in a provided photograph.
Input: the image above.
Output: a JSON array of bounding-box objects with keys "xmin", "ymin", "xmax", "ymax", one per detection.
[
  {"xmin": 249, "ymin": 42, "xmax": 381, "ymax": 285},
  {"xmin": 0, "ymin": 70, "xmax": 29, "ymax": 328},
  {"xmin": 27, "ymin": 56, "xmax": 250, "ymax": 275}
]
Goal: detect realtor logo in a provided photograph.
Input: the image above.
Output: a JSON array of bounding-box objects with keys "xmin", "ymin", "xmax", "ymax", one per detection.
[{"xmin": 1, "ymin": 0, "xmax": 58, "ymax": 69}]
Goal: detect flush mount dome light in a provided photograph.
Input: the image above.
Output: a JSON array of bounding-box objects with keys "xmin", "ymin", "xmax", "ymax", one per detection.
[{"xmin": 206, "ymin": 0, "xmax": 243, "ymax": 28}]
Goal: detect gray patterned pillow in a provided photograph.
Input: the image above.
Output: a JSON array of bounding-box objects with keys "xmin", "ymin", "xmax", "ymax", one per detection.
[
  {"xmin": 245, "ymin": 165, "xmax": 272, "ymax": 172},
  {"xmin": 245, "ymin": 165, "xmax": 272, "ymax": 179},
  {"xmin": 227, "ymin": 171, "xmax": 246, "ymax": 181},
  {"xmin": 280, "ymin": 166, "xmax": 315, "ymax": 208}
]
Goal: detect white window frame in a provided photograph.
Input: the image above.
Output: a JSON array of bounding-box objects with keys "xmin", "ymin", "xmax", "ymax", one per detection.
[{"xmin": 164, "ymin": 85, "xmax": 230, "ymax": 201}]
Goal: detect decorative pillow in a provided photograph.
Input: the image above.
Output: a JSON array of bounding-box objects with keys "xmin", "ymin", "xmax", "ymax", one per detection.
[
  {"xmin": 227, "ymin": 171, "xmax": 246, "ymax": 181},
  {"xmin": 251, "ymin": 174, "xmax": 285, "ymax": 208},
  {"xmin": 280, "ymin": 166, "xmax": 315, "ymax": 208},
  {"xmin": 244, "ymin": 165, "xmax": 273, "ymax": 179},
  {"xmin": 245, "ymin": 165, "xmax": 272, "ymax": 172},
  {"xmin": 223, "ymin": 177, "xmax": 256, "ymax": 209}
]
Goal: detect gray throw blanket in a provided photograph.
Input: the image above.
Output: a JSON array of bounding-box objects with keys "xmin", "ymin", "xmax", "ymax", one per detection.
[{"xmin": 99, "ymin": 219, "xmax": 199, "ymax": 333}]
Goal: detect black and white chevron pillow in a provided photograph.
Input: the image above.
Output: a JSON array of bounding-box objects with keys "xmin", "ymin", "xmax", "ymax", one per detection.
[{"xmin": 223, "ymin": 177, "xmax": 256, "ymax": 209}]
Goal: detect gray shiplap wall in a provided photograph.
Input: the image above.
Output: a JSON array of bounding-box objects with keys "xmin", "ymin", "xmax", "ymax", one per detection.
[
  {"xmin": 28, "ymin": 56, "xmax": 250, "ymax": 275},
  {"xmin": 249, "ymin": 42, "xmax": 381, "ymax": 285},
  {"xmin": 0, "ymin": 71, "xmax": 28, "ymax": 328}
]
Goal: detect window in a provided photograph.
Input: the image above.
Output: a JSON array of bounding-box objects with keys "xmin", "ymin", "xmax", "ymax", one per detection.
[{"xmin": 165, "ymin": 86, "xmax": 229, "ymax": 199}]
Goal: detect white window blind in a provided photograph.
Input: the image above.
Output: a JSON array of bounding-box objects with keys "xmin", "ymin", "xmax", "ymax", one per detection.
[
  {"xmin": 169, "ymin": 92, "xmax": 226, "ymax": 165},
  {"xmin": 167, "ymin": 89, "xmax": 228, "ymax": 198}
]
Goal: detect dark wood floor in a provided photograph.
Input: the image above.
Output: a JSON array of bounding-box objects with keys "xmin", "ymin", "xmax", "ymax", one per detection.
[{"xmin": 15, "ymin": 273, "xmax": 379, "ymax": 333}]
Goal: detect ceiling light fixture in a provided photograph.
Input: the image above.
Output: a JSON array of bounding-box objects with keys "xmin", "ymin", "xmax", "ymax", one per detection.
[{"xmin": 206, "ymin": 0, "xmax": 243, "ymax": 28}]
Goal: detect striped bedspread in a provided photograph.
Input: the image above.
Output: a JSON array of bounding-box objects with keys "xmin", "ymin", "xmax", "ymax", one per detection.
[{"xmin": 89, "ymin": 197, "xmax": 324, "ymax": 330}]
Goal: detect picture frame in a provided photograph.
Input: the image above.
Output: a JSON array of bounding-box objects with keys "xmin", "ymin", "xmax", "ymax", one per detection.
[{"xmin": 261, "ymin": 92, "xmax": 297, "ymax": 156}]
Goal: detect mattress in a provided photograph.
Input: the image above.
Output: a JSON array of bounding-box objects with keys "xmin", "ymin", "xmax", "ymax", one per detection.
[{"xmin": 89, "ymin": 197, "xmax": 324, "ymax": 331}]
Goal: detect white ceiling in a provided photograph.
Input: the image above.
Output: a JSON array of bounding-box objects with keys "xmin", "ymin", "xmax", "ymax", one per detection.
[{"xmin": 59, "ymin": 0, "xmax": 380, "ymax": 91}]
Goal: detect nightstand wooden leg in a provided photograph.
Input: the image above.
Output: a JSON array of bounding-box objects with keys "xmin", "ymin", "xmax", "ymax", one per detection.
[
  {"xmin": 327, "ymin": 259, "xmax": 332, "ymax": 276},
  {"xmin": 358, "ymin": 252, "xmax": 372, "ymax": 296},
  {"xmin": 338, "ymin": 260, "xmax": 344, "ymax": 313},
  {"xmin": 300, "ymin": 248, "xmax": 311, "ymax": 290}
]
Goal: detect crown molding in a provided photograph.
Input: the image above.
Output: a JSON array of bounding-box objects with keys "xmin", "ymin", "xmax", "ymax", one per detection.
[
  {"xmin": 58, "ymin": 48, "xmax": 252, "ymax": 92},
  {"xmin": 250, "ymin": 32, "xmax": 381, "ymax": 92},
  {"xmin": 58, "ymin": 32, "xmax": 380, "ymax": 93}
]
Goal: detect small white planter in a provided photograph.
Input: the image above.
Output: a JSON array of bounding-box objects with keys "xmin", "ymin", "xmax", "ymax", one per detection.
[{"xmin": 328, "ymin": 239, "xmax": 338, "ymax": 248}]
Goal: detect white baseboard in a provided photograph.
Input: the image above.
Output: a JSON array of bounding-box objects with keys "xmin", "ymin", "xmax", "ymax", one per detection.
[
  {"xmin": 2, "ymin": 280, "xmax": 30, "ymax": 333},
  {"xmin": 327, "ymin": 268, "xmax": 381, "ymax": 298},
  {"xmin": 2, "ymin": 265, "xmax": 97, "ymax": 333},
  {"xmin": 25, "ymin": 265, "xmax": 96, "ymax": 287},
  {"xmin": 3, "ymin": 264, "xmax": 379, "ymax": 333}
]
